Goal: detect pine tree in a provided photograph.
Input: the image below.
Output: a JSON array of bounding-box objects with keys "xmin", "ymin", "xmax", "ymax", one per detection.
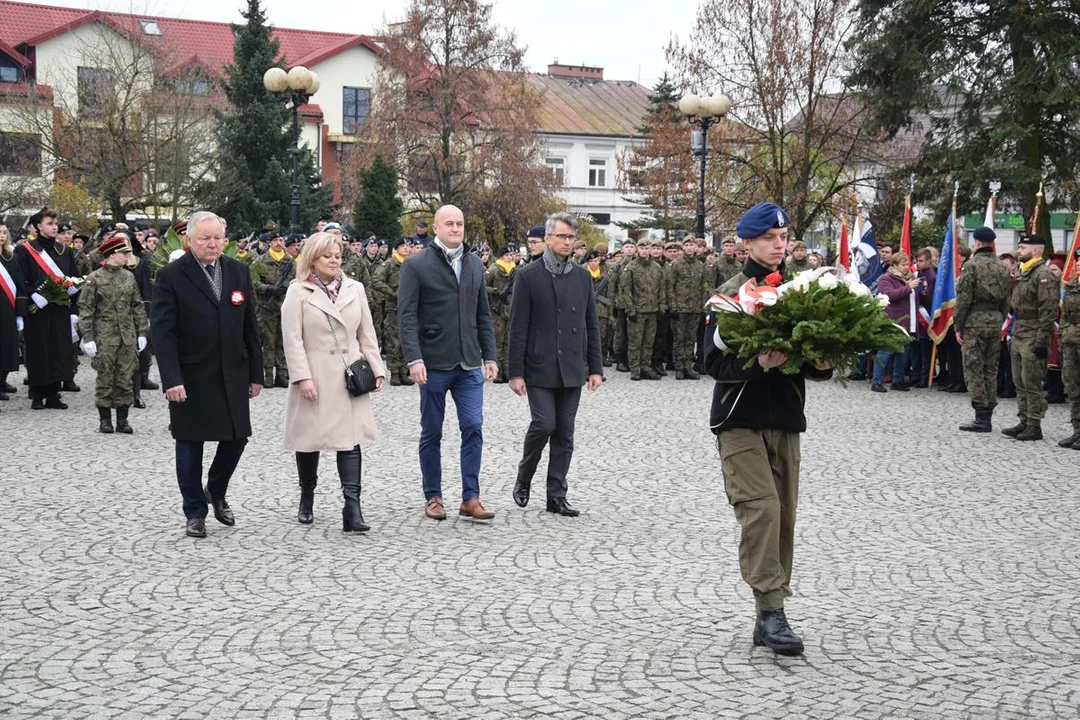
[{"xmin": 352, "ymin": 156, "xmax": 403, "ymax": 239}]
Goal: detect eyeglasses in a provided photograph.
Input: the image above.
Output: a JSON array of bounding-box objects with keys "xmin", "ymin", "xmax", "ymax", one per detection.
[
  {"xmin": 527, "ymin": 238, "xmax": 544, "ymax": 244},
  {"xmin": 550, "ymin": 233, "xmax": 577, "ymax": 242}
]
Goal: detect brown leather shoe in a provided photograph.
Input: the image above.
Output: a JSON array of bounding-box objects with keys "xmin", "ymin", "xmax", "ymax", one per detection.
[
  {"xmin": 459, "ymin": 498, "xmax": 494, "ymax": 520},
  {"xmin": 424, "ymin": 496, "xmax": 447, "ymax": 520}
]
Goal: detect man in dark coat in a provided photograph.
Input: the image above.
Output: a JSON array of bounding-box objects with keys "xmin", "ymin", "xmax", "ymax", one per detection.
[
  {"xmin": 150, "ymin": 211, "xmax": 264, "ymax": 538},
  {"xmin": 15, "ymin": 208, "xmax": 78, "ymax": 409},
  {"xmin": 507, "ymin": 212, "xmax": 603, "ymax": 516}
]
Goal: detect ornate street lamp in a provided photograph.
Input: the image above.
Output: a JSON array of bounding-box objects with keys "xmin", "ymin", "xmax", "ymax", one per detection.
[
  {"xmin": 679, "ymin": 92, "xmax": 731, "ymax": 240},
  {"xmin": 263, "ymin": 66, "xmax": 322, "ymax": 234}
]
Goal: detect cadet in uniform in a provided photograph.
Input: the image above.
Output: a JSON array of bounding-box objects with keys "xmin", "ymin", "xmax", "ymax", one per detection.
[
  {"xmin": 618, "ymin": 240, "xmax": 665, "ymax": 380},
  {"xmin": 669, "ymin": 236, "xmax": 706, "ymax": 379},
  {"xmin": 705, "ymin": 202, "xmax": 832, "ymax": 657},
  {"xmin": 1057, "ymin": 252, "xmax": 1080, "ymax": 449},
  {"xmin": 1002, "ymin": 233, "xmax": 1058, "ymax": 441},
  {"xmin": 610, "ymin": 240, "xmax": 637, "ymax": 372},
  {"xmin": 250, "ymin": 230, "xmax": 294, "ymax": 387},
  {"xmin": 371, "ymin": 237, "xmax": 414, "ymax": 386},
  {"xmin": 587, "ymin": 247, "xmax": 614, "ymax": 364},
  {"xmin": 955, "ymin": 226, "xmax": 1011, "ymax": 432},
  {"xmin": 483, "ymin": 243, "xmax": 516, "ymax": 382},
  {"xmin": 78, "ymin": 232, "xmax": 149, "ymax": 434}
]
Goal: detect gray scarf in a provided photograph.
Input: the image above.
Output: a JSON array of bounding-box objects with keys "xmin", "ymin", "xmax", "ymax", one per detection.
[{"xmin": 541, "ymin": 248, "xmax": 574, "ymax": 276}]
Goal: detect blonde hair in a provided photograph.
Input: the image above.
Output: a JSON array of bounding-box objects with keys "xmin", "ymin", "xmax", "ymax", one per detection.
[
  {"xmin": 890, "ymin": 252, "xmax": 911, "ymax": 267},
  {"xmin": 295, "ymin": 232, "xmax": 343, "ymax": 279}
]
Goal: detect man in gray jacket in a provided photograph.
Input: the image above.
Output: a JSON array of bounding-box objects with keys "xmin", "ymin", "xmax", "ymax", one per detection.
[{"xmin": 398, "ymin": 205, "xmax": 499, "ymax": 521}]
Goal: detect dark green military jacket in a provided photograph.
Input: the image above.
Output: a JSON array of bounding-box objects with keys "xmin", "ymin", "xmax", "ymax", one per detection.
[
  {"xmin": 713, "ymin": 254, "xmax": 742, "ymax": 289},
  {"xmin": 483, "ymin": 261, "xmax": 515, "ymax": 317},
  {"xmin": 1010, "ymin": 257, "xmax": 1058, "ymax": 343},
  {"xmin": 250, "ymin": 252, "xmax": 295, "ymax": 314},
  {"xmin": 955, "ymin": 247, "xmax": 1011, "ymax": 332},
  {"xmin": 79, "ymin": 264, "xmax": 148, "ymax": 346},
  {"xmin": 787, "ymin": 256, "xmax": 812, "ymax": 275},
  {"xmin": 1060, "ymin": 278, "xmax": 1080, "ymax": 345},
  {"xmin": 372, "ymin": 254, "xmax": 407, "ymax": 308},
  {"xmin": 668, "ymin": 254, "xmax": 706, "ymax": 313},
  {"xmin": 618, "ymin": 256, "xmax": 665, "ymax": 314}
]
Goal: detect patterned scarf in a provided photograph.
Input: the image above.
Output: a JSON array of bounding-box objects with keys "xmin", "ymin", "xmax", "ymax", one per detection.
[
  {"xmin": 541, "ymin": 248, "xmax": 574, "ymax": 276},
  {"xmin": 309, "ymin": 272, "xmax": 342, "ymax": 302}
]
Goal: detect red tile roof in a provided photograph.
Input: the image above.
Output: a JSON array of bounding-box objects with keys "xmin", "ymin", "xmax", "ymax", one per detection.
[
  {"xmin": 526, "ymin": 74, "xmax": 650, "ymax": 138},
  {"xmin": 0, "ymin": 0, "xmax": 381, "ymax": 77}
]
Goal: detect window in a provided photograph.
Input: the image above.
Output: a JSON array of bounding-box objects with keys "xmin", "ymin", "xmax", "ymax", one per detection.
[
  {"xmin": 343, "ymin": 87, "xmax": 371, "ymax": 134},
  {"xmin": 588, "ymin": 158, "xmax": 607, "ymax": 188},
  {"xmin": 139, "ymin": 19, "xmax": 162, "ymax": 36},
  {"xmin": 545, "ymin": 157, "xmax": 565, "ymax": 185},
  {"xmin": 174, "ymin": 70, "xmax": 212, "ymax": 96},
  {"xmin": 588, "ymin": 213, "xmax": 611, "ymax": 226},
  {"xmin": 77, "ymin": 66, "xmax": 113, "ymax": 119},
  {"xmin": 1, "ymin": 54, "xmax": 21, "ymax": 83},
  {"xmin": 0, "ymin": 132, "xmax": 41, "ymax": 176}
]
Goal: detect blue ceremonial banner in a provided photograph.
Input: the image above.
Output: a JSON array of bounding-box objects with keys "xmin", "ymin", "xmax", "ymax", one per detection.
[
  {"xmin": 853, "ymin": 216, "xmax": 883, "ymax": 289},
  {"xmin": 928, "ymin": 210, "xmax": 957, "ymax": 344}
]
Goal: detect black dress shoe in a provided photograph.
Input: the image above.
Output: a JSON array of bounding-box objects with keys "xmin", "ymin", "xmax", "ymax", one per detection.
[
  {"xmin": 871, "ymin": 383, "xmax": 887, "ymax": 393},
  {"xmin": 2, "ymin": 382, "xmax": 15, "ymax": 393},
  {"xmin": 133, "ymin": 397, "xmax": 146, "ymax": 409},
  {"xmin": 31, "ymin": 398, "xmax": 44, "ymax": 410},
  {"xmin": 204, "ymin": 487, "xmax": 235, "ymax": 526},
  {"xmin": 652, "ymin": 364, "xmax": 668, "ymax": 377},
  {"xmin": 513, "ymin": 477, "xmax": 531, "ymax": 507},
  {"xmin": 141, "ymin": 377, "xmax": 159, "ymax": 390},
  {"xmin": 546, "ymin": 497, "xmax": 579, "ymax": 517},
  {"xmin": 44, "ymin": 396, "xmax": 68, "ymax": 409},
  {"xmin": 61, "ymin": 380, "xmax": 80, "ymax": 392},
  {"xmin": 753, "ymin": 609, "xmax": 804, "ymax": 656},
  {"xmin": 0, "ymin": 391, "xmax": 8, "ymax": 401},
  {"xmin": 185, "ymin": 518, "xmax": 206, "ymax": 538}
]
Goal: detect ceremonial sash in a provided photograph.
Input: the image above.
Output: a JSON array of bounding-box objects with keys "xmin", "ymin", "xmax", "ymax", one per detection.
[
  {"xmin": 23, "ymin": 242, "xmax": 65, "ymax": 283},
  {"xmin": 0, "ymin": 262, "xmax": 16, "ymax": 309}
]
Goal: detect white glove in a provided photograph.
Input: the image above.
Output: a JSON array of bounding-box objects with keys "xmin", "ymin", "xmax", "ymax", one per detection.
[
  {"xmin": 82, "ymin": 341, "xmax": 97, "ymax": 358},
  {"xmin": 137, "ymin": 336, "xmax": 147, "ymax": 352},
  {"xmin": 66, "ymin": 284, "xmax": 79, "ymax": 296},
  {"xmin": 15, "ymin": 317, "xmax": 24, "ymax": 332},
  {"xmin": 713, "ymin": 326, "xmax": 729, "ymax": 351},
  {"xmin": 31, "ymin": 293, "xmax": 47, "ymax": 309},
  {"xmin": 70, "ymin": 315, "xmax": 80, "ymax": 342},
  {"xmin": 70, "ymin": 314, "xmax": 79, "ymax": 327}
]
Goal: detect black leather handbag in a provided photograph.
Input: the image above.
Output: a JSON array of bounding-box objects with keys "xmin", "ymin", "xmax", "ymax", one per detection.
[{"xmin": 325, "ymin": 313, "xmax": 377, "ymax": 396}]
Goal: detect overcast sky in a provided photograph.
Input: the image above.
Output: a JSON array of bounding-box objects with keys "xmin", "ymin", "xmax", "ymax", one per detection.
[{"xmin": 24, "ymin": 0, "xmax": 703, "ymax": 88}]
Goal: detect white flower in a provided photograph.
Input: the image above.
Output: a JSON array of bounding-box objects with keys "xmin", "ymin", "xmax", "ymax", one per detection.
[
  {"xmin": 849, "ymin": 282, "xmax": 871, "ymax": 298},
  {"xmin": 874, "ymin": 292, "xmax": 890, "ymax": 308},
  {"xmin": 816, "ymin": 273, "xmax": 839, "ymax": 290},
  {"xmin": 842, "ymin": 272, "xmax": 861, "ymax": 287},
  {"xmin": 790, "ymin": 272, "xmax": 813, "ymax": 292}
]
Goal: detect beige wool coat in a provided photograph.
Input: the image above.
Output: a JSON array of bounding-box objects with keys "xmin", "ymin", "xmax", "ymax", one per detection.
[{"xmin": 281, "ymin": 277, "xmax": 387, "ymax": 452}]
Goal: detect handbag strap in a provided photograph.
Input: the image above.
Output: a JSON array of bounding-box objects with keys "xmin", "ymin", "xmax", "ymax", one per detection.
[{"xmin": 322, "ymin": 311, "xmax": 352, "ymax": 373}]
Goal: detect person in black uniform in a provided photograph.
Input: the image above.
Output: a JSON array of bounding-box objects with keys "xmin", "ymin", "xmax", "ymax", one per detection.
[{"xmin": 0, "ymin": 223, "xmax": 27, "ymax": 407}]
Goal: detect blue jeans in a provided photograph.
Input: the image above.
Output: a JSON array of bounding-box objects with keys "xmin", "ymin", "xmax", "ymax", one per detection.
[
  {"xmin": 175, "ymin": 438, "xmax": 248, "ymax": 519},
  {"xmin": 873, "ymin": 343, "xmax": 912, "ymax": 385},
  {"xmin": 418, "ymin": 367, "xmax": 485, "ymax": 501}
]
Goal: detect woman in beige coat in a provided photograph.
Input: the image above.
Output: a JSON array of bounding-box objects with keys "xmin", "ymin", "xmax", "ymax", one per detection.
[{"xmin": 281, "ymin": 232, "xmax": 386, "ymax": 532}]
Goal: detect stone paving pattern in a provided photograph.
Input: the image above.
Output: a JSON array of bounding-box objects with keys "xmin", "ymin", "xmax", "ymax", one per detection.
[{"xmin": 1, "ymin": 364, "xmax": 1078, "ymax": 719}]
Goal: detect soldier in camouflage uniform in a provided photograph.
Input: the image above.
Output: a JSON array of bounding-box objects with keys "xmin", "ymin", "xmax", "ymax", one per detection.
[
  {"xmin": 342, "ymin": 242, "xmax": 379, "ymax": 340},
  {"xmin": 787, "ymin": 241, "xmax": 812, "ymax": 274},
  {"xmin": 714, "ymin": 236, "xmax": 742, "ymax": 289},
  {"xmin": 955, "ymin": 227, "xmax": 1011, "ymax": 432},
  {"xmin": 587, "ymin": 247, "xmax": 614, "ymax": 365},
  {"xmin": 618, "ymin": 240, "xmax": 666, "ymax": 380},
  {"xmin": 1002, "ymin": 233, "xmax": 1058, "ymax": 441},
  {"xmin": 483, "ymin": 244, "xmax": 517, "ymax": 383},
  {"xmin": 669, "ymin": 237, "xmax": 706, "ymax": 380},
  {"xmin": 610, "ymin": 240, "xmax": 637, "ymax": 372},
  {"xmin": 651, "ymin": 242, "xmax": 680, "ymax": 375},
  {"xmin": 249, "ymin": 230, "xmax": 295, "ymax": 387},
  {"xmin": 371, "ymin": 238, "xmax": 414, "ymax": 386},
  {"xmin": 77, "ymin": 232, "xmax": 148, "ymax": 434},
  {"xmin": 1058, "ymin": 255, "xmax": 1080, "ymax": 449}
]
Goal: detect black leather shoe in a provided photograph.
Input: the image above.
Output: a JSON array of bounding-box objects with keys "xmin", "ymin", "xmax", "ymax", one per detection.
[
  {"xmin": 61, "ymin": 380, "xmax": 80, "ymax": 392},
  {"xmin": 141, "ymin": 377, "xmax": 159, "ymax": 390},
  {"xmin": 890, "ymin": 382, "xmax": 910, "ymax": 392},
  {"xmin": 641, "ymin": 368, "xmax": 661, "ymax": 380},
  {"xmin": 31, "ymin": 398, "xmax": 44, "ymax": 410},
  {"xmin": 133, "ymin": 397, "xmax": 146, "ymax": 409},
  {"xmin": 185, "ymin": 518, "xmax": 206, "ymax": 538},
  {"xmin": 513, "ymin": 477, "xmax": 531, "ymax": 507},
  {"xmin": 1015, "ymin": 425, "xmax": 1043, "ymax": 441},
  {"xmin": 675, "ymin": 369, "xmax": 688, "ymax": 380},
  {"xmin": 546, "ymin": 497, "xmax": 579, "ymax": 516},
  {"xmin": 871, "ymin": 383, "xmax": 887, "ymax": 393},
  {"xmin": 0, "ymin": 391, "xmax": 8, "ymax": 401},
  {"xmin": 1058, "ymin": 432, "xmax": 1080, "ymax": 448},
  {"xmin": 1001, "ymin": 422, "xmax": 1027, "ymax": 437},
  {"xmin": 753, "ymin": 609, "xmax": 804, "ymax": 656},
  {"xmin": 652, "ymin": 364, "xmax": 668, "ymax": 377},
  {"xmin": 297, "ymin": 491, "xmax": 314, "ymax": 524},
  {"xmin": 2, "ymin": 382, "xmax": 15, "ymax": 394},
  {"xmin": 204, "ymin": 487, "xmax": 235, "ymax": 526},
  {"xmin": 44, "ymin": 396, "xmax": 68, "ymax": 409},
  {"xmin": 616, "ymin": 362, "xmax": 630, "ymax": 373}
]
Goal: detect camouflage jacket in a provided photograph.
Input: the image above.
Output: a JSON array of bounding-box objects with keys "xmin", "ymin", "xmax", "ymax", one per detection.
[
  {"xmin": 618, "ymin": 256, "xmax": 666, "ymax": 314},
  {"xmin": 483, "ymin": 261, "xmax": 515, "ymax": 316},
  {"xmin": 954, "ymin": 248, "xmax": 1011, "ymax": 332},
  {"xmin": 78, "ymin": 264, "xmax": 148, "ymax": 346},
  {"xmin": 249, "ymin": 253, "xmax": 295, "ymax": 310},
  {"xmin": 1010, "ymin": 258, "xmax": 1058, "ymax": 343},
  {"xmin": 371, "ymin": 255, "xmax": 406, "ymax": 306},
  {"xmin": 1060, "ymin": 278, "xmax": 1080, "ymax": 345},
  {"xmin": 668, "ymin": 254, "xmax": 706, "ymax": 313},
  {"xmin": 713, "ymin": 255, "xmax": 742, "ymax": 290}
]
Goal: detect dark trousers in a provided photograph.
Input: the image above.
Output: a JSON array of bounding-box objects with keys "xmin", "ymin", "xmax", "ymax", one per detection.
[
  {"xmin": 29, "ymin": 381, "xmax": 60, "ymax": 401},
  {"xmin": 517, "ymin": 386, "xmax": 582, "ymax": 500},
  {"xmin": 175, "ymin": 438, "xmax": 248, "ymax": 519},
  {"xmin": 418, "ymin": 367, "xmax": 484, "ymax": 501}
]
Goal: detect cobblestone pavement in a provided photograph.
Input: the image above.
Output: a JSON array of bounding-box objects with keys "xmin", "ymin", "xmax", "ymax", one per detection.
[{"xmin": 1, "ymin": 363, "xmax": 1078, "ymax": 719}]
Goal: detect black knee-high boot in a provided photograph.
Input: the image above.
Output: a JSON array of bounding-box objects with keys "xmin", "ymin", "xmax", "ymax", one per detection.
[
  {"xmin": 336, "ymin": 446, "xmax": 369, "ymax": 532},
  {"xmin": 295, "ymin": 452, "xmax": 319, "ymax": 524}
]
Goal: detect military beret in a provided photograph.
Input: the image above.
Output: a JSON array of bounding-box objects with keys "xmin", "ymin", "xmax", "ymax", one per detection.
[
  {"xmin": 527, "ymin": 225, "xmax": 546, "ymax": 239},
  {"xmin": 392, "ymin": 237, "xmax": 408, "ymax": 250},
  {"xmin": 57, "ymin": 221, "xmax": 72, "ymax": 233},
  {"xmin": 736, "ymin": 202, "xmax": 789, "ymax": 239},
  {"xmin": 323, "ymin": 222, "xmax": 342, "ymax": 232},
  {"xmin": 376, "ymin": 239, "xmax": 387, "ymax": 247},
  {"xmin": 99, "ymin": 232, "xmax": 133, "ymax": 256},
  {"xmin": 284, "ymin": 233, "xmax": 305, "ymax": 247},
  {"xmin": 496, "ymin": 244, "xmax": 515, "ymax": 257},
  {"xmin": 593, "ymin": 243, "xmax": 609, "ymax": 255},
  {"xmin": 973, "ymin": 226, "xmax": 996, "ymax": 242},
  {"xmin": 1018, "ymin": 232, "xmax": 1046, "ymax": 246},
  {"xmin": 363, "ymin": 231, "xmax": 377, "ymax": 240}
]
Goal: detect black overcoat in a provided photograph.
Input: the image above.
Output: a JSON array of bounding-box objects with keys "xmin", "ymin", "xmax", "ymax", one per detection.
[
  {"xmin": 507, "ymin": 259, "xmax": 603, "ymax": 388},
  {"xmin": 150, "ymin": 252, "xmax": 263, "ymax": 442},
  {"xmin": 14, "ymin": 239, "xmax": 77, "ymax": 385},
  {"xmin": 0, "ymin": 252, "xmax": 28, "ymax": 372}
]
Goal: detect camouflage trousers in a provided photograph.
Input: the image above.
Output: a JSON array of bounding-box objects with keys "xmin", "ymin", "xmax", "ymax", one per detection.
[
  {"xmin": 260, "ymin": 310, "xmax": 287, "ymax": 383},
  {"xmin": 1062, "ymin": 342, "xmax": 1080, "ymax": 432},
  {"xmin": 961, "ymin": 326, "xmax": 1001, "ymax": 409},
  {"xmin": 492, "ymin": 312, "xmax": 510, "ymax": 375},
  {"xmin": 598, "ymin": 315, "xmax": 613, "ymax": 359},
  {"xmin": 370, "ymin": 297, "xmax": 385, "ymax": 346},
  {"xmin": 1010, "ymin": 336, "xmax": 1047, "ymax": 422},
  {"xmin": 613, "ymin": 310, "xmax": 628, "ymax": 358},
  {"xmin": 381, "ymin": 309, "xmax": 407, "ymax": 377},
  {"xmin": 92, "ymin": 342, "xmax": 137, "ymax": 407},
  {"xmin": 627, "ymin": 312, "xmax": 657, "ymax": 373},
  {"xmin": 672, "ymin": 313, "xmax": 701, "ymax": 369}
]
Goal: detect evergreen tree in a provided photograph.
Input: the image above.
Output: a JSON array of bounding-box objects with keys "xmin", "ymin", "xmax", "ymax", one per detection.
[{"xmin": 352, "ymin": 156, "xmax": 403, "ymax": 239}]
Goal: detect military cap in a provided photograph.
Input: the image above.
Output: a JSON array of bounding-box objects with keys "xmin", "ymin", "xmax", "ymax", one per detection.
[
  {"xmin": 323, "ymin": 222, "xmax": 342, "ymax": 232},
  {"xmin": 593, "ymin": 242, "xmax": 609, "ymax": 255},
  {"xmin": 417, "ymin": 221, "xmax": 429, "ymax": 229},
  {"xmin": 392, "ymin": 237, "xmax": 408, "ymax": 250},
  {"xmin": 57, "ymin": 221, "xmax": 73, "ymax": 233},
  {"xmin": 495, "ymin": 244, "xmax": 515, "ymax": 257},
  {"xmin": 263, "ymin": 220, "xmax": 279, "ymax": 231},
  {"xmin": 736, "ymin": 202, "xmax": 789, "ymax": 239},
  {"xmin": 665, "ymin": 242, "xmax": 680, "ymax": 250},
  {"xmin": 376, "ymin": 239, "xmax": 386, "ymax": 247},
  {"xmin": 284, "ymin": 233, "xmax": 305, "ymax": 247},
  {"xmin": 527, "ymin": 225, "xmax": 546, "ymax": 239},
  {"xmin": 1018, "ymin": 232, "xmax": 1046, "ymax": 246},
  {"xmin": 973, "ymin": 226, "xmax": 996, "ymax": 242},
  {"xmin": 99, "ymin": 232, "xmax": 133, "ymax": 256}
]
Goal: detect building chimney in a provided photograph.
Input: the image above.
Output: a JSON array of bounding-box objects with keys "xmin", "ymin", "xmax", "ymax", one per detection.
[{"xmin": 547, "ymin": 63, "xmax": 603, "ymax": 81}]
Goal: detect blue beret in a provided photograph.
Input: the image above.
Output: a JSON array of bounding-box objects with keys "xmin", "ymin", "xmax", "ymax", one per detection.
[
  {"xmin": 527, "ymin": 225, "xmax": 546, "ymax": 239},
  {"xmin": 736, "ymin": 203, "xmax": 789, "ymax": 240},
  {"xmin": 973, "ymin": 226, "xmax": 996, "ymax": 242}
]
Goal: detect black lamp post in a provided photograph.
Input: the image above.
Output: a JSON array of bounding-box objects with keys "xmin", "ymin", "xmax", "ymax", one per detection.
[
  {"xmin": 263, "ymin": 66, "xmax": 321, "ymax": 234},
  {"xmin": 679, "ymin": 92, "xmax": 731, "ymax": 241}
]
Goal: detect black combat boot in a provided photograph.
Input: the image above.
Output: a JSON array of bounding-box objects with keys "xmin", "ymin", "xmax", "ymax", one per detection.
[
  {"xmin": 959, "ymin": 406, "xmax": 992, "ymax": 433},
  {"xmin": 683, "ymin": 367, "xmax": 700, "ymax": 380},
  {"xmin": 652, "ymin": 363, "xmax": 668, "ymax": 377},
  {"xmin": 1058, "ymin": 430, "xmax": 1080, "ymax": 448},
  {"xmin": 274, "ymin": 374, "xmax": 290, "ymax": 389},
  {"xmin": 141, "ymin": 376, "xmax": 159, "ymax": 390},
  {"xmin": 675, "ymin": 369, "xmax": 688, "ymax": 380},
  {"xmin": 61, "ymin": 379, "xmax": 80, "ymax": 392},
  {"xmin": 295, "ymin": 452, "xmax": 318, "ymax": 524},
  {"xmin": 630, "ymin": 372, "xmax": 642, "ymax": 381},
  {"xmin": 753, "ymin": 609, "xmax": 804, "ymax": 656},
  {"xmin": 641, "ymin": 368, "xmax": 661, "ymax": 380},
  {"xmin": 263, "ymin": 372, "xmax": 274, "ymax": 389},
  {"xmin": 616, "ymin": 356, "xmax": 630, "ymax": 372},
  {"xmin": 1001, "ymin": 420, "xmax": 1027, "ymax": 437},
  {"xmin": 390, "ymin": 373, "xmax": 403, "ymax": 387},
  {"xmin": 115, "ymin": 406, "xmax": 133, "ymax": 434},
  {"xmin": 400, "ymin": 373, "xmax": 416, "ymax": 386},
  {"xmin": 337, "ymin": 446, "xmax": 369, "ymax": 533},
  {"xmin": 98, "ymin": 407, "xmax": 114, "ymax": 434},
  {"xmin": 1015, "ymin": 422, "xmax": 1042, "ymax": 441}
]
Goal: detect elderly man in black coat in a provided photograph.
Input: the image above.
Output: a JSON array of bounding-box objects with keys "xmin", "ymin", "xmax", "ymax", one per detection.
[
  {"xmin": 507, "ymin": 212, "xmax": 603, "ymax": 516},
  {"xmin": 150, "ymin": 211, "xmax": 264, "ymax": 538}
]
